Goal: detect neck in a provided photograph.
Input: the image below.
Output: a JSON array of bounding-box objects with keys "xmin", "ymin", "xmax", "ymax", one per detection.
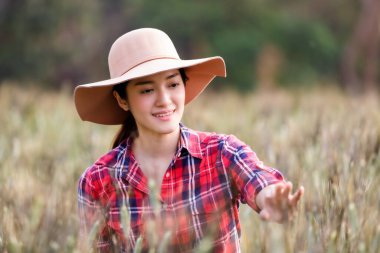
[{"xmin": 133, "ymin": 126, "xmax": 180, "ymax": 158}]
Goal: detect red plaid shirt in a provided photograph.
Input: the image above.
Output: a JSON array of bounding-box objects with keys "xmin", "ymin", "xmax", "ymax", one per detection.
[{"xmin": 78, "ymin": 124, "xmax": 284, "ymax": 252}]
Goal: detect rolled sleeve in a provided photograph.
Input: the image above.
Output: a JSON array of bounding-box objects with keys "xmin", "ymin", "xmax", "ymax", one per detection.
[{"xmin": 222, "ymin": 135, "xmax": 284, "ymax": 212}]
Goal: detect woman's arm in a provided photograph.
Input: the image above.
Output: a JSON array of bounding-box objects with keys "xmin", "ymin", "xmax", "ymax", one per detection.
[{"xmin": 221, "ymin": 135, "xmax": 304, "ymax": 221}]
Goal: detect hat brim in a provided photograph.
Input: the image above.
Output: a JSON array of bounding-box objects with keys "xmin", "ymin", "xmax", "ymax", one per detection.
[{"xmin": 74, "ymin": 56, "xmax": 226, "ymax": 125}]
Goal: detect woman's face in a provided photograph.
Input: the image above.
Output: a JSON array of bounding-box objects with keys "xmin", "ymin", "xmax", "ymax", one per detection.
[{"xmin": 122, "ymin": 69, "xmax": 186, "ymax": 138}]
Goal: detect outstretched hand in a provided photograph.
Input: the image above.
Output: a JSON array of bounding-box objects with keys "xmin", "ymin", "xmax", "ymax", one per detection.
[{"xmin": 255, "ymin": 182, "xmax": 304, "ymax": 223}]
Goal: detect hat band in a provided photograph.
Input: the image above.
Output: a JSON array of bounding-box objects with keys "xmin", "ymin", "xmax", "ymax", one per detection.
[{"xmin": 114, "ymin": 56, "xmax": 180, "ymax": 78}]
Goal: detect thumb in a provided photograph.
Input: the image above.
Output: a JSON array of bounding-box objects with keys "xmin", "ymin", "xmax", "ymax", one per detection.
[{"xmin": 259, "ymin": 209, "xmax": 270, "ymax": 221}]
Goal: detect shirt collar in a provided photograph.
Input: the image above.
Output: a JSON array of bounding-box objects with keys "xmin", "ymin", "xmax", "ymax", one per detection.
[
  {"xmin": 118, "ymin": 124, "xmax": 203, "ymax": 194},
  {"xmin": 121, "ymin": 124, "xmax": 203, "ymax": 159},
  {"xmin": 120, "ymin": 137, "xmax": 150, "ymax": 194},
  {"xmin": 178, "ymin": 123, "xmax": 203, "ymax": 159}
]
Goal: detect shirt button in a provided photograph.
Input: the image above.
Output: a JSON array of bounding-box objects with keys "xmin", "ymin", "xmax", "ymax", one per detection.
[{"xmin": 165, "ymin": 172, "xmax": 170, "ymax": 178}]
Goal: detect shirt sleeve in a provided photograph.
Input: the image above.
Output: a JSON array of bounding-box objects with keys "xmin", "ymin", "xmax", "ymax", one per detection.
[
  {"xmin": 77, "ymin": 166, "xmax": 114, "ymax": 252},
  {"xmin": 221, "ymin": 135, "xmax": 285, "ymax": 212}
]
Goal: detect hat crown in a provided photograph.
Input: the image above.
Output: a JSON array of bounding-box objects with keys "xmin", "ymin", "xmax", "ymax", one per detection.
[{"xmin": 108, "ymin": 28, "xmax": 180, "ymax": 78}]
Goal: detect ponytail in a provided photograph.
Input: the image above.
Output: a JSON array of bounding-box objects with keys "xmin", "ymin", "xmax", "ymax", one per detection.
[
  {"xmin": 112, "ymin": 110, "xmax": 137, "ymax": 149},
  {"xmin": 112, "ymin": 82, "xmax": 137, "ymax": 149}
]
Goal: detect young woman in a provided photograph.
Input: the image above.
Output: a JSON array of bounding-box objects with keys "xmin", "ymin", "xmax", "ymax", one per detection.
[{"xmin": 75, "ymin": 28, "xmax": 304, "ymax": 252}]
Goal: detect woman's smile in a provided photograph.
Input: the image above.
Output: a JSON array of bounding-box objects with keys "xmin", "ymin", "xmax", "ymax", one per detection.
[{"xmin": 152, "ymin": 109, "xmax": 176, "ymax": 120}]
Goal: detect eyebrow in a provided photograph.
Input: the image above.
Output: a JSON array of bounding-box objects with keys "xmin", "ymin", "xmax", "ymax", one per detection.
[{"xmin": 134, "ymin": 72, "xmax": 179, "ymax": 86}]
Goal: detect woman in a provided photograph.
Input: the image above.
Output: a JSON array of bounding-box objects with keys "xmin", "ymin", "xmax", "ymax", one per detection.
[{"xmin": 75, "ymin": 28, "xmax": 304, "ymax": 252}]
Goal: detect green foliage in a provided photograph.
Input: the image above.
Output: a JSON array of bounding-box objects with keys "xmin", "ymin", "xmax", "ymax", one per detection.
[
  {"xmin": 274, "ymin": 17, "xmax": 339, "ymax": 86},
  {"xmin": 0, "ymin": 0, "xmax": 102, "ymax": 84},
  {"xmin": 0, "ymin": 0, "xmax": 356, "ymax": 90},
  {"xmin": 0, "ymin": 0, "xmax": 61, "ymax": 81}
]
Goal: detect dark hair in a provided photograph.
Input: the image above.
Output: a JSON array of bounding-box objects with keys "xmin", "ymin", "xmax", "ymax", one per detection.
[{"xmin": 111, "ymin": 68, "xmax": 188, "ymax": 149}]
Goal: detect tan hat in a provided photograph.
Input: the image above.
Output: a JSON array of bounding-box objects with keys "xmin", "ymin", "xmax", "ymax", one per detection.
[{"xmin": 74, "ymin": 28, "xmax": 226, "ymax": 125}]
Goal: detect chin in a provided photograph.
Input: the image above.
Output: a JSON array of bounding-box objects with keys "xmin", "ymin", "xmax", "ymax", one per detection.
[
  {"xmin": 155, "ymin": 121, "xmax": 180, "ymax": 134},
  {"xmin": 159, "ymin": 125, "xmax": 179, "ymax": 135}
]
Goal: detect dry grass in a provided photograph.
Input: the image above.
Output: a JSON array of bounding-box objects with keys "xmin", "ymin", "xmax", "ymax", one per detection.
[{"xmin": 0, "ymin": 83, "xmax": 379, "ymax": 253}]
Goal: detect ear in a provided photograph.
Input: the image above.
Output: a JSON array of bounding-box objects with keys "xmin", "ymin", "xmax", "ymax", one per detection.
[{"xmin": 113, "ymin": 91, "xmax": 129, "ymax": 111}]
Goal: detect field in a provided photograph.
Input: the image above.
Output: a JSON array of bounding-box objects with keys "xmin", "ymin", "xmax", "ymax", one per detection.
[{"xmin": 0, "ymin": 83, "xmax": 379, "ymax": 253}]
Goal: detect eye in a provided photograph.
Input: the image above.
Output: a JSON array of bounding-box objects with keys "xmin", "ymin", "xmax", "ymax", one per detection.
[
  {"xmin": 140, "ymin": 89, "xmax": 154, "ymax": 94},
  {"xmin": 169, "ymin": 83, "xmax": 179, "ymax": 88}
]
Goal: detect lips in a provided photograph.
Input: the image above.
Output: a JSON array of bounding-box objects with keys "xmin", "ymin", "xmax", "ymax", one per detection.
[{"xmin": 152, "ymin": 110, "xmax": 175, "ymax": 118}]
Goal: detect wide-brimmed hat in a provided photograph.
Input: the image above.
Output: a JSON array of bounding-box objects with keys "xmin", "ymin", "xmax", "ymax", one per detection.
[{"xmin": 74, "ymin": 28, "xmax": 226, "ymax": 125}]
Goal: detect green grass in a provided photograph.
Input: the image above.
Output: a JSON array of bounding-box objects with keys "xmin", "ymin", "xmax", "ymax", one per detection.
[{"xmin": 0, "ymin": 83, "xmax": 379, "ymax": 252}]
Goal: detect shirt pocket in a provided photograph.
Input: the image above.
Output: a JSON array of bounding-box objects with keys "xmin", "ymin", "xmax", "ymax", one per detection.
[
  {"xmin": 190, "ymin": 162, "xmax": 233, "ymax": 215},
  {"xmin": 174, "ymin": 166, "xmax": 226, "ymax": 250}
]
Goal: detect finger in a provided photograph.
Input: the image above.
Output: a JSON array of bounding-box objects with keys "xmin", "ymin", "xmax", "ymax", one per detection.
[
  {"xmin": 259, "ymin": 209, "xmax": 270, "ymax": 221},
  {"xmin": 281, "ymin": 182, "xmax": 292, "ymax": 199},
  {"xmin": 274, "ymin": 183, "xmax": 284, "ymax": 199},
  {"xmin": 271, "ymin": 183, "xmax": 289, "ymax": 210},
  {"xmin": 266, "ymin": 183, "xmax": 290, "ymax": 208},
  {"xmin": 289, "ymin": 186, "xmax": 304, "ymax": 206},
  {"xmin": 291, "ymin": 186, "xmax": 304, "ymax": 202},
  {"xmin": 270, "ymin": 184, "xmax": 285, "ymax": 208}
]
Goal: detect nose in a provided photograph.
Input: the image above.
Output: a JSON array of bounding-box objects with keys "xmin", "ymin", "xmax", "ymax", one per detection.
[{"xmin": 155, "ymin": 88, "xmax": 171, "ymax": 107}]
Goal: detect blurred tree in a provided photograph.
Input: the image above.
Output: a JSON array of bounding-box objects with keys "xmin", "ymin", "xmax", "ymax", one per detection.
[
  {"xmin": 0, "ymin": 0, "xmax": 62, "ymax": 82},
  {"xmin": 273, "ymin": 16, "xmax": 339, "ymax": 87},
  {"xmin": 341, "ymin": 0, "xmax": 380, "ymax": 93},
  {"xmin": 0, "ymin": 0, "xmax": 104, "ymax": 86},
  {"xmin": 0, "ymin": 0, "xmax": 375, "ymax": 92},
  {"xmin": 124, "ymin": 0, "xmax": 341, "ymax": 90},
  {"xmin": 256, "ymin": 44, "xmax": 283, "ymax": 91}
]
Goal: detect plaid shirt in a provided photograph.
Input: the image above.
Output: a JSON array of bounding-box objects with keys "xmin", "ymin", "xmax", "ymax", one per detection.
[{"xmin": 78, "ymin": 124, "xmax": 284, "ymax": 252}]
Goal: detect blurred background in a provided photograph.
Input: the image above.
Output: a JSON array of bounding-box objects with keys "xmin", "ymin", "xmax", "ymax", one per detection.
[
  {"xmin": 1, "ymin": 1, "xmax": 380, "ymax": 253},
  {"xmin": 1, "ymin": 0, "xmax": 379, "ymax": 93}
]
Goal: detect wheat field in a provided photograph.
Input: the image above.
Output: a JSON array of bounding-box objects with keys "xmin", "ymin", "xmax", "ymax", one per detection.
[{"xmin": 0, "ymin": 83, "xmax": 379, "ymax": 253}]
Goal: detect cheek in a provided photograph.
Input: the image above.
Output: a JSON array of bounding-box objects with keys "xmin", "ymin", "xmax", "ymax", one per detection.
[
  {"xmin": 176, "ymin": 86, "xmax": 186, "ymax": 104},
  {"xmin": 128, "ymin": 96, "xmax": 152, "ymax": 116}
]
